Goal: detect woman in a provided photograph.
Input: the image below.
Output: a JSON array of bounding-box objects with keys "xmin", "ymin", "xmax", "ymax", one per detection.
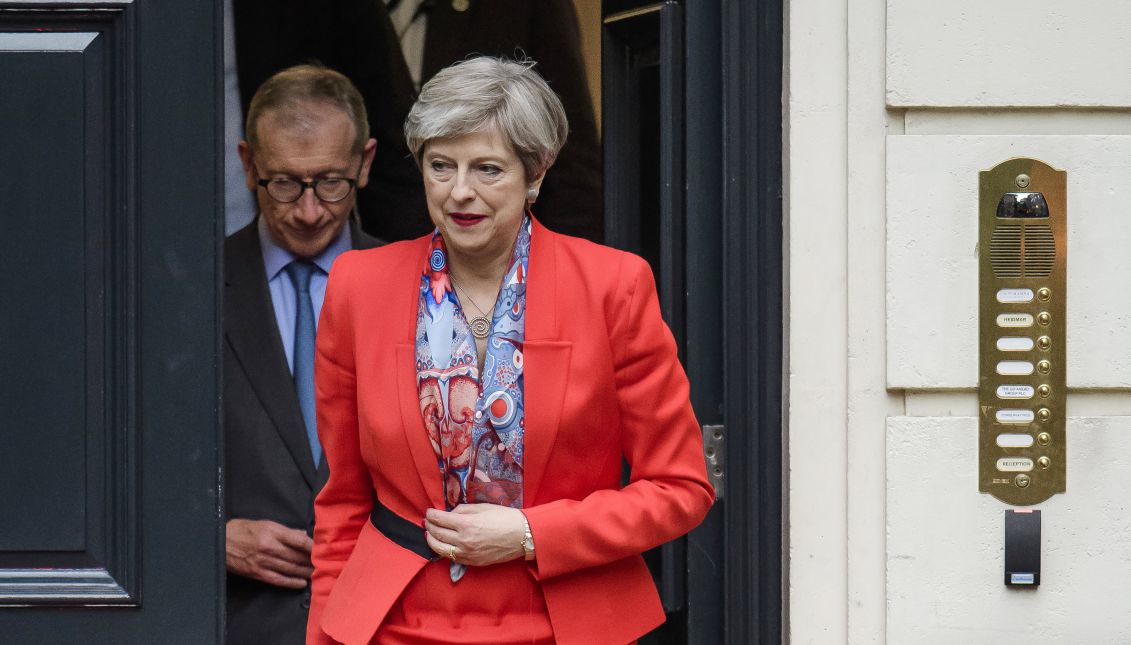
[{"xmin": 307, "ymin": 57, "xmax": 713, "ymax": 645}]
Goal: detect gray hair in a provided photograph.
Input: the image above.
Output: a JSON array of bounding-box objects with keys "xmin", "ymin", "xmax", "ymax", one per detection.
[{"xmin": 404, "ymin": 57, "xmax": 569, "ymax": 180}]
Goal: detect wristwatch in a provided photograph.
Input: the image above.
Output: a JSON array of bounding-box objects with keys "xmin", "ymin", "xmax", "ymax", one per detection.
[{"xmin": 520, "ymin": 515, "xmax": 536, "ymax": 561}]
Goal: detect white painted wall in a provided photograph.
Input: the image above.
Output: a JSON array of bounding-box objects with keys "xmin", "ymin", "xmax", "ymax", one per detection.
[
  {"xmin": 887, "ymin": 416, "xmax": 1131, "ymax": 644},
  {"xmin": 887, "ymin": 135, "xmax": 1131, "ymax": 390},
  {"xmin": 786, "ymin": 0, "xmax": 1131, "ymax": 642},
  {"xmin": 887, "ymin": 0, "xmax": 1131, "ymax": 107}
]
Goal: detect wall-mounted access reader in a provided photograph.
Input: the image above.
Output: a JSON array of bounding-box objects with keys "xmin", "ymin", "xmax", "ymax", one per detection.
[{"xmin": 979, "ymin": 158, "xmax": 1067, "ymax": 506}]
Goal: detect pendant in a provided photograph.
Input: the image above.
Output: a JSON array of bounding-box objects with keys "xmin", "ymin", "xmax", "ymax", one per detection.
[{"xmin": 469, "ymin": 315, "xmax": 491, "ymax": 339}]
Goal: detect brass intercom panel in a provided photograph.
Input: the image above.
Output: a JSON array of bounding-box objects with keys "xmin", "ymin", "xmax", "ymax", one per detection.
[{"xmin": 979, "ymin": 158, "xmax": 1067, "ymax": 506}]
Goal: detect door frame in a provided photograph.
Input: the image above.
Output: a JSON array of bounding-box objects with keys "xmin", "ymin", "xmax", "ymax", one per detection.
[
  {"xmin": 601, "ymin": 1, "xmax": 784, "ymax": 642},
  {"xmin": 684, "ymin": 1, "xmax": 783, "ymax": 643}
]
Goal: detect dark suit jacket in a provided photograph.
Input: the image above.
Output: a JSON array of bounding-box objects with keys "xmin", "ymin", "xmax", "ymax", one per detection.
[
  {"xmin": 224, "ymin": 218, "xmax": 381, "ymax": 645},
  {"xmin": 233, "ymin": 0, "xmax": 428, "ymax": 241}
]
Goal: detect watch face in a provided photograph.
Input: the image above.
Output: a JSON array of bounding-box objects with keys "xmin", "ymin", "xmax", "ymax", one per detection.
[{"xmin": 521, "ymin": 521, "xmax": 534, "ymax": 558}]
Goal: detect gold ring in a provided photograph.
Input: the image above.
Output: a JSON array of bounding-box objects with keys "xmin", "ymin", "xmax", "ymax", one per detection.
[{"xmin": 448, "ymin": 545, "xmax": 457, "ymax": 562}]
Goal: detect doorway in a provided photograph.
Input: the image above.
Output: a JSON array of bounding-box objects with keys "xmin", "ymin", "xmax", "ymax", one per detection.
[{"xmin": 599, "ymin": 1, "xmax": 784, "ymax": 643}]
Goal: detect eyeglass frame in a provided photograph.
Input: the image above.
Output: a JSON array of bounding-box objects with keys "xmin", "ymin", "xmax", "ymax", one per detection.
[{"xmin": 252, "ymin": 162, "xmax": 364, "ymax": 204}]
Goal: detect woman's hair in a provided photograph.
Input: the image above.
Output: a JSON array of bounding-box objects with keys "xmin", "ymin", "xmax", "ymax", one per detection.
[
  {"xmin": 404, "ymin": 56, "xmax": 569, "ymax": 180},
  {"xmin": 246, "ymin": 63, "xmax": 370, "ymax": 154}
]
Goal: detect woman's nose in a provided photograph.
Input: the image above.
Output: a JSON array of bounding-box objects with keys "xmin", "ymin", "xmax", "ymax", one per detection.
[{"xmin": 450, "ymin": 171, "xmax": 476, "ymax": 202}]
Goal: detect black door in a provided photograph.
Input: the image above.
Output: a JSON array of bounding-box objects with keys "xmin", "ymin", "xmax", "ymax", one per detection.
[
  {"xmin": 602, "ymin": 1, "xmax": 783, "ymax": 643},
  {"xmin": 0, "ymin": 2, "xmax": 222, "ymax": 642}
]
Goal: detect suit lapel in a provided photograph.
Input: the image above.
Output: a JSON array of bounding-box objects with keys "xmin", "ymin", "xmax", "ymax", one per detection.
[
  {"xmin": 522, "ymin": 220, "xmax": 570, "ymax": 503},
  {"xmin": 348, "ymin": 217, "xmax": 384, "ymax": 251},
  {"xmin": 396, "ymin": 344, "xmax": 446, "ymax": 509},
  {"xmin": 227, "ymin": 221, "xmax": 382, "ymax": 490},
  {"xmin": 391, "ymin": 236, "xmax": 446, "ymax": 508},
  {"xmin": 225, "ymin": 224, "xmax": 319, "ymax": 488}
]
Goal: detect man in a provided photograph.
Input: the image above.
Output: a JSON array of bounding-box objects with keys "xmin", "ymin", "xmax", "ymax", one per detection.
[
  {"xmin": 224, "ymin": 64, "xmax": 382, "ymax": 644},
  {"xmin": 228, "ymin": 0, "xmax": 423, "ymax": 236}
]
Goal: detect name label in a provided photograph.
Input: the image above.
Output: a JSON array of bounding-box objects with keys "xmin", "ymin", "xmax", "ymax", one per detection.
[
  {"xmin": 997, "ymin": 457, "xmax": 1034, "ymax": 472},
  {"xmin": 997, "ymin": 313, "xmax": 1035, "ymax": 328},
  {"xmin": 997, "ymin": 288, "xmax": 1034, "ymax": 303},
  {"xmin": 997, "ymin": 337, "xmax": 1034, "ymax": 352},
  {"xmin": 996, "ymin": 434, "xmax": 1035, "ymax": 448},
  {"xmin": 997, "ymin": 361, "xmax": 1035, "ymax": 376},
  {"xmin": 997, "ymin": 385, "xmax": 1035, "ymax": 399},
  {"xmin": 997, "ymin": 409, "xmax": 1035, "ymax": 424}
]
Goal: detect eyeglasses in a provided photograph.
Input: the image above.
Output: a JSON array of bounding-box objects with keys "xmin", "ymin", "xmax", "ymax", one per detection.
[{"xmin": 254, "ymin": 164, "xmax": 360, "ymax": 203}]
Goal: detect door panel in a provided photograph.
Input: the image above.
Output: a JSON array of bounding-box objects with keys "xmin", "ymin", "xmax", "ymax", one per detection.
[{"xmin": 0, "ymin": 1, "xmax": 222, "ymax": 641}]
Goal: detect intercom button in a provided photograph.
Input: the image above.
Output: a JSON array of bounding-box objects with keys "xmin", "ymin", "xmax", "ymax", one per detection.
[
  {"xmin": 997, "ymin": 457, "xmax": 1034, "ymax": 472},
  {"xmin": 1036, "ymin": 360, "xmax": 1052, "ymax": 375},
  {"xmin": 1037, "ymin": 336, "xmax": 1052, "ymax": 350},
  {"xmin": 997, "ymin": 384, "xmax": 1034, "ymax": 399},
  {"xmin": 997, "ymin": 313, "xmax": 1034, "ymax": 328},
  {"xmin": 1037, "ymin": 384, "xmax": 1052, "ymax": 398},
  {"xmin": 996, "ymin": 337, "xmax": 1034, "ymax": 352},
  {"xmin": 1037, "ymin": 287, "xmax": 1051, "ymax": 301},
  {"xmin": 996, "ymin": 433, "xmax": 1035, "ymax": 448},
  {"xmin": 996, "ymin": 288, "xmax": 1034, "ymax": 303},
  {"xmin": 1037, "ymin": 432, "xmax": 1052, "ymax": 446},
  {"xmin": 996, "ymin": 409, "xmax": 1035, "ymax": 424},
  {"xmin": 1037, "ymin": 312, "xmax": 1052, "ymax": 326},
  {"xmin": 997, "ymin": 360, "xmax": 1034, "ymax": 376}
]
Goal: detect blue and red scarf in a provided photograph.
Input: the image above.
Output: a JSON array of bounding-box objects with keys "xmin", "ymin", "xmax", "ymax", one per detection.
[{"xmin": 414, "ymin": 217, "xmax": 531, "ymax": 518}]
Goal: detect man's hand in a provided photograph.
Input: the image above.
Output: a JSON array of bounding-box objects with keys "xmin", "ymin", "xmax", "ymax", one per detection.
[
  {"xmin": 424, "ymin": 504, "xmax": 527, "ymax": 567},
  {"xmin": 226, "ymin": 518, "xmax": 314, "ymax": 589}
]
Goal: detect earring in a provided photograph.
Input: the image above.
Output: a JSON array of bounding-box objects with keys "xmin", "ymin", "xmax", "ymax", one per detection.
[{"xmin": 526, "ymin": 187, "xmax": 539, "ymax": 203}]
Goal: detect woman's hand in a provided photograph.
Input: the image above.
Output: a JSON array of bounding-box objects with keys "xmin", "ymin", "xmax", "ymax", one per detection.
[{"xmin": 424, "ymin": 504, "xmax": 527, "ymax": 567}]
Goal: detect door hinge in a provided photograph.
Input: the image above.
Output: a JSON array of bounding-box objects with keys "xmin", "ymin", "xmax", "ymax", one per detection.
[{"xmin": 702, "ymin": 424, "xmax": 724, "ymax": 500}]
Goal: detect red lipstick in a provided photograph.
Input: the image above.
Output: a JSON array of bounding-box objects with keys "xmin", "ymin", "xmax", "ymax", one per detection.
[{"xmin": 449, "ymin": 212, "xmax": 486, "ymax": 227}]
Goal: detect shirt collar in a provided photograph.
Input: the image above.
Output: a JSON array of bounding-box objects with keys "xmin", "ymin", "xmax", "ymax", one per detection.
[{"xmin": 257, "ymin": 215, "xmax": 353, "ymax": 280}]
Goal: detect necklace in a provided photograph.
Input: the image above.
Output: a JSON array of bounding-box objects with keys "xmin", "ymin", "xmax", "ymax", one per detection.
[{"xmin": 449, "ymin": 274, "xmax": 494, "ymax": 339}]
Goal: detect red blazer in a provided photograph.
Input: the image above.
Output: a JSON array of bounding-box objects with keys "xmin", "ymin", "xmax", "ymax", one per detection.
[{"xmin": 307, "ymin": 219, "xmax": 714, "ymax": 644}]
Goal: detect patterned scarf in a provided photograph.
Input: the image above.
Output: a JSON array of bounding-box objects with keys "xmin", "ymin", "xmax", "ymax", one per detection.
[{"xmin": 414, "ymin": 218, "xmax": 530, "ymax": 579}]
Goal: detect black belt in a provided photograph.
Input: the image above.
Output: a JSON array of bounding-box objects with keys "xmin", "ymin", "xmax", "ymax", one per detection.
[{"xmin": 370, "ymin": 499, "xmax": 437, "ymax": 561}]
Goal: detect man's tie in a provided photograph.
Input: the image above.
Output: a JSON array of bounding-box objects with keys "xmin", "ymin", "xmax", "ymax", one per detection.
[{"xmin": 285, "ymin": 261, "xmax": 321, "ymax": 466}]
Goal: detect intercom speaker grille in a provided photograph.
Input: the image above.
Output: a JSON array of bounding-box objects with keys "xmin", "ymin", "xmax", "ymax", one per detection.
[
  {"xmin": 991, "ymin": 225, "xmax": 1023, "ymax": 278},
  {"xmin": 1023, "ymin": 225, "xmax": 1056, "ymax": 277},
  {"xmin": 990, "ymin": 224, "xmax": 1056, "ymax": 278}
]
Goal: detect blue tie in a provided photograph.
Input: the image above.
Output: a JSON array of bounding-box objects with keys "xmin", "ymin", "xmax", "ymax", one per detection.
[{"xmin": 285, "ymin": 261, "xmax": 321, "ymax": 466}]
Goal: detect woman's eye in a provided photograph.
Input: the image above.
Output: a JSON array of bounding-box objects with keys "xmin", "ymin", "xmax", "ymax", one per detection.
[
  {"xmin": 429, "ymin": 161, "xmax": 452, "ymax": 173},
  {"xmin": 478, "ymin": 164, "xmax": 502, "ymax": 176}
]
